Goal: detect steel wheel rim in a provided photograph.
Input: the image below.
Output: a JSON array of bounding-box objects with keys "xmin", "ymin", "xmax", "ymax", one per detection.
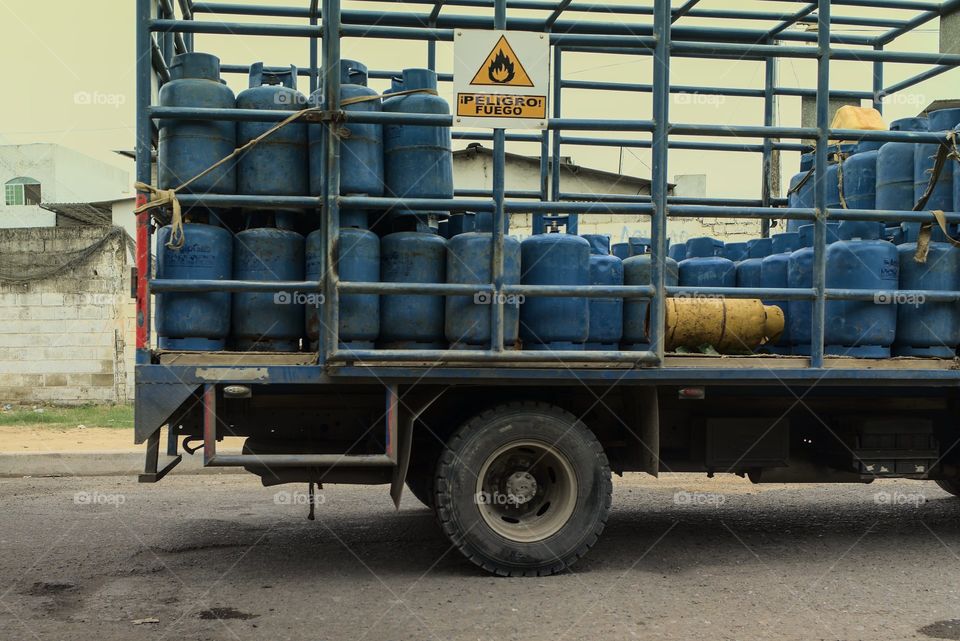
[{"xmin": 474, "ymin": 439, "xmax": 578, "ymax": 543}]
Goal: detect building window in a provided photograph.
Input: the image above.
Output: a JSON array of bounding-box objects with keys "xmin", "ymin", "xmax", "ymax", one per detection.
[{"xmin": 4, "ymin": 178, "xmax": 41, "ymax": 206}]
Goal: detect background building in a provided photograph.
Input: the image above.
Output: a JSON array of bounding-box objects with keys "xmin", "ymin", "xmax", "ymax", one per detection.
[
  {"xmin": 0, "ymin": 144, "xmax": 131, "ymax": 229},
  {"xmin": 453, "ymin": 143, "xmax": 760, "ymax": 244},
  {"xmin": 0, "ymin": 144, "xmax": 135, "ymax": 405}
]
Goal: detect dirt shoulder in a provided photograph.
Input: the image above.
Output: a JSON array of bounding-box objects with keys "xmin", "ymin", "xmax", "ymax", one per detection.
[{"xmin": 0, "ymin": 425, "xmax": 137, "ymax": 453}]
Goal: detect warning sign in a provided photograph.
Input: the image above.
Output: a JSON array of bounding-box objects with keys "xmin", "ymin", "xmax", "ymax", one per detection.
[
  {"xmin": 457, "ymin": 94, "xmax": 546, "ymax": 119},
  {"xmin": 454, "ymin": 30, "xmax": 549, "ymax": 129},
  {"xmin": 469, "ymin": 36, "xmax": 535, "ymax": 87}
]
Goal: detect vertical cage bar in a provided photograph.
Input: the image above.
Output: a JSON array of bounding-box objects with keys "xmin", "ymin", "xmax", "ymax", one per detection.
[
  {"xmin": 321, "ymin": 0, "xmax": 341, "ymax": 365},
  {"xmin": 872, "ymin": 44, "xmax": 884, "ymax": 113},
  {"xmin": 489, "ymin": 0, "xmax": 507, "ymax": 352},
  {"xmin": 160, "ymin": 1, "xmax": 174, "ymax": 74},
  {"xmin": 549, "ymin": 46, "xmax": 563, "ymax": 227},
  {"xmin": 649, "ymin": 0, "xmax": 671, "ymax": 364},
  {"xmin": 535, "ymin": 130, "xmax": 549, "ymax": 231},
  {"xmin": 309, "ymin": 0, "xmax": 319, "ymax": 94},
  {"xmin": 536, "ymin": 20, "xmax": 553, "ymax": 232},
  {"xmin": 427, "ymin": 0, "xmax": 443, "ymax": 70},
  {"xmin": 761, "ymin": 37, "xmax": 776, "ymax": 237},
  {"xmin": 810, "ymin": 0, "xmax": 831, "ymax": 368},
  {"xmin": 135, "ymin": 0, "xmax": 154, "ymax": 363},
  {"xmin": 177, "ymin": 0, "xmax": 194, "ymax": 50}
]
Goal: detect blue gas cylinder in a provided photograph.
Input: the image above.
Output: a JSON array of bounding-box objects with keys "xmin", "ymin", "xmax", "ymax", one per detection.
[
  {"xmin": 628, "ymin": 237, "xmax": 651, "ymax": 257},
  {"xmin": 915, "ymin": 108, "xmax": 960, "ymax": 211},
  {"xmin": 158, "ymin": 52, "xmax": 236, "ymax": 198},
  {"xmin": 382, "ymin": 76, "xmax": 405, "ymax": 110},
  {"xmin": 736, "ymin": 238, "xmax": 772, "ymax": 288},
  {"xmin": 953, "ymin": 126, "xmax": 960, "ymax": 213},
  {"xmin": 722, "ymin": 242, "xmax": 749, "ymax": 262},
  {"xmin": 668, "ymin": 243, "xmax": 687, "ymax": 262},
  {"xmin": 894, "ymin": 224, "xmax": 960, "ymax": 357},
  {"xmin": 304, "ymin": 210, "xmax": 380, "ymax": 350},
  {"xmin": 379, "ymin": 231, "xmax": 447, "ymax": 348},
  {"xmin": 384, "ymin": 68, "xmax": 454, "ymax": 212},
  {"xmin": 156, "ymin": 223, "xmax": 232, "ymax": 351},
  {"xmin": 787, "ymin": 152, "xmax": 815, "ymax": 232},
  {"xmin": 471, "ymin": 211, "xmax": 509, "ymax": 234},
  {"xmin": 236, "ymin": 64, "xmax": 307, "ymax": 199},
  {"xmin": 824, "ymin": 221, "xmax": 898, "ymax": 358},
  {"xmin": 309, "ymin": 59, "xmax": 384, "ymax": 198},
  {"xmin": 824, "ymin": 144, "xmax": 858, "ymax": 210},
  {"xmin": 232, "ymin": 227, "xmax": 305, "ymax": 351},
  {"xmin": 622, "ymin": 249, "xmax": 679, "ymax": 351},
  {"xmin": 520, "ymin": 233, "xmax": 590, "ymax": 350},
  {"xmin": 443, "ymin": 213, "xmax": 476, "ymax": 238},
  {"xmin": 760, "ymin": 232, "xmax": 801, "ymax": 352},
  {"xmin": 885, "ymin": 225, "xmax": 906, "ymax": 245},
  {"xmin": 877, "ymin": 117, "xmax": 929, "ymax": 218},
  {"xmin": 678, "ymin": 237, "xmax": 735, "ymax": 287},
  {"xmin": 841, "ymin": 141, "xmax": 882, "ymax": 210},
  {"xmin": 445, "ymin": 232, "xmax": 521, "ymax": 349},
  {"xmin": 786, "ymin": 223, "xmax": 840, "ymax": 355},
  {"xmin": 581, "ymin": 235, "xmax": 623, "ymax": 350},
  {"xmin": 612, "ymin": 242, "xmax": 631, "ymax": 260}
]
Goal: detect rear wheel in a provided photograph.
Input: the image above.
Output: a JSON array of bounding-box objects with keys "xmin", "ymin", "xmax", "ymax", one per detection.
[
  {"xmin": 435, "ymin": 402, "xmax": 611, "ymax": 577},
  {"xmin": 936, "ymin": 479, "xmax": 960, "ymax": 497}
]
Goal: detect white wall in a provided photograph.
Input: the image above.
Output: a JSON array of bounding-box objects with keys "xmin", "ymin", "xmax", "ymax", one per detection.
[
  {"xmin": 0, "ymin": 227, "xmax": 135, "ymax": 404},
  {"xmin": 0, "ymin": 206, "xmax": 55, "ymax": 229},
  {"xmin": 110, "ymin": 198, "xmax": 138, "ymax": 240}
]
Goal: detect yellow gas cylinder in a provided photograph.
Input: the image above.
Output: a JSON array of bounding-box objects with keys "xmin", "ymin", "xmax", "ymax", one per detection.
[{"xmin": 660, "ymin": 298, "xmax": 784, "ymax": 353}]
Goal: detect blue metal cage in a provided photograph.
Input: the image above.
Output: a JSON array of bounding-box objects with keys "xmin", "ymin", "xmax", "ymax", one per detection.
[{"xmin": 136, "ymin": 0, "xmax": 960, "ymax": 381}]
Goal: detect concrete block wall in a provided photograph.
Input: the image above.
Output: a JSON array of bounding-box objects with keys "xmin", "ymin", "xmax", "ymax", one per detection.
[{"xmin": 0, "ymin": 227, "xmax": 134, "ymax": 405}]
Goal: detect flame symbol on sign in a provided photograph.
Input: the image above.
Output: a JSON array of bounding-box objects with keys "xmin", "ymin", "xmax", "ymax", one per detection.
[{"xmin": 488, "ymin": 49, "xmax": 515, "ymax": 84}]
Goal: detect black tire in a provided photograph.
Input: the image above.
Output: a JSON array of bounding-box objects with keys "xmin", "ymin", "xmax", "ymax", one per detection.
[
  {"xmin": 936, "ymin": 479, "xmax": 960, "ymax": 497},
  {"xmin": 435, "ymin": 402, "xmax": 611, "ymax": 577}
]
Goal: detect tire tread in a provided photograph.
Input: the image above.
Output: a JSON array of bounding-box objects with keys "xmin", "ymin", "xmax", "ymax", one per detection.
[{"xmin": 434, "ymin": 401, "xmax": 611, "ymax": 577}]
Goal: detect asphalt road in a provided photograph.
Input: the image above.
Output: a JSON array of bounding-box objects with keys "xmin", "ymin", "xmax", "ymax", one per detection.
[{"xmin": 1, "ymin": 473, "xmax": 959, "ymax": 641}]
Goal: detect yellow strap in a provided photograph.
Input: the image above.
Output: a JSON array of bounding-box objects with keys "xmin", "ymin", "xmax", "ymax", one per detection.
[
  {"xmin": 134, "ymin": 182, "xmax": 184, "ymax": 249},
  {"xmin": 914, "ymin": 209, "xmax": 960, "ymax": 263},
  {"xmin": 913, "ymin": 131, "xmax": 960, "ymax": 262}
]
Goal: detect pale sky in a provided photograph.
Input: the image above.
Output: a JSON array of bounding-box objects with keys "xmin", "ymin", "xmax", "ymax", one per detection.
[{"xmin": 0, "ymin": 0, "xmax": 953, "ymax": 200}]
